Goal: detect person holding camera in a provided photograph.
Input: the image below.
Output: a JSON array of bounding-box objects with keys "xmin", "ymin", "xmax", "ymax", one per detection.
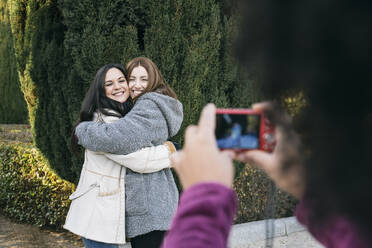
[{"xmin": 161, "ymin": 0, "xmax": 372, "ymax": 247}]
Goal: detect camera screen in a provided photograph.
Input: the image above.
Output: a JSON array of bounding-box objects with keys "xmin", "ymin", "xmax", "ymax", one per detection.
[{"xmin": 215, "ymin": 113, "xmax": 260, "ymax": 149}]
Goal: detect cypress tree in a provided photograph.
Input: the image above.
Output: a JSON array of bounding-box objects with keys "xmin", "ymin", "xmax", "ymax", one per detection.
[
  {"xmin": 60, "ymin": 0, "xmax": 140, "ymax": 181},
  {"xmin": 7, "ymin": 0, "xmax": 260, "ymax": 182},
  {"xmin": 60, "ymin": 0, "xmax": 141, "ymax": 123},
  {"xmin": 8, "ymin": 0, "xmax": 76, "ymax": 179},
  {"xmin": 0, "ymin": 0, "xmax": 27, "ymax": 124},
  {"xmin": 142, "ymin": 0, "xmax": 237, "ymax": 142},
  {"xmin": 8, "ymin": 0, "xmax": 38, "ymax": 129}
]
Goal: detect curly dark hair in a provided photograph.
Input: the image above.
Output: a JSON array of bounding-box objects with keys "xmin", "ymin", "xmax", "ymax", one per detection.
[{"xmin": 235, "ymin": 0, "xmax": 372, "ymax": 235}]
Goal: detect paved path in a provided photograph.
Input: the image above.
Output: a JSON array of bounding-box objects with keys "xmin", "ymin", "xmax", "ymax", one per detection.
[
  {"xmin": 1, "ymin": 212, "xmax": 323, "ymax": 248},
  {"xmin": 0, "ymin": 213, "xmax": 83, "ymax": 248},
  {"xmin": 227, "ymin": 217, "xmax": 324, "ymax": 248},
  {"xmin": 118, "ymin": 230, "xmax": 324, "ymax": 248},
  {"xmin": 238, "ymin": 231, "xmax": 324, "ymax": 248}
]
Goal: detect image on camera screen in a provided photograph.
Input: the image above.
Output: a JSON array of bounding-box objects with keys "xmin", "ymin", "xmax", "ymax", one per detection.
[{"xmin": 216, "ymin": 114, "xmax": 260, "ymax": 149}]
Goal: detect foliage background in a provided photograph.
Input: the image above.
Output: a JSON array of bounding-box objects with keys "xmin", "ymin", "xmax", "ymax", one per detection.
[
  {"xmin": 0, "ymin": 0, "xmax": 27, "ymax": 124},
  {"xmin": 4, "ymin": 0, "xmax": 261, "ymax": 183},
  {"xmin": 0, "ymin": 141, "xmax": 75, "ymax": 228},
  {"xmin": 0, "ymin": 0, "xmax": 298, "ymax": 227}
]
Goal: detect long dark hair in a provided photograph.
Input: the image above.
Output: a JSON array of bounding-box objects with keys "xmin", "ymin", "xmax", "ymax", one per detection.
[
  {"xmin": 71, "ymin": 63, "xmax": 132, "ymax": 150},
  {"xmin": 236, "ymin": 0, "xmax": 372, "ymax": 237}
]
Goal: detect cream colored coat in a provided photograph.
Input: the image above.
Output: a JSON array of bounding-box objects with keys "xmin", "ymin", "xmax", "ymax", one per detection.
[{"xmin": 63, "ymin": 112, "xmax": 174, "ymax": 244}]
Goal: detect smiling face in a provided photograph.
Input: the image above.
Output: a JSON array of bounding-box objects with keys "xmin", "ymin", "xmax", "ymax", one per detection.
[
  {"xmin": 104, "ymin": 67, "xmax": 129, "ymax": 103},
  {"xmin": 128, "ymin": 65, "xmax": 149, "ymax": 99}
]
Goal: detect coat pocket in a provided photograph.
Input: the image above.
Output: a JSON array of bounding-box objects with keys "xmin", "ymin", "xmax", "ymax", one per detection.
[
  {"xmin": 98, "ymin": 176, "xmax": 121, "ymax": 197},
  {"xmin": 125, "ymin": 171, "xmax": 148, "ymax": 216},
  {"xmin": 69, "ymin": 182, "xmax": 98, "ymax": 200}
]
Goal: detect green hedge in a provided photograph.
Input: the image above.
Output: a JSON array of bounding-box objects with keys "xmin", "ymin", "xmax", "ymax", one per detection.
[
  {"xmin": 0, "ymin": 0, "xmax": 27, "ymax": 124},
  {"xmin": 0, "ymin": 142, "xmax": 75, "ymax": 228},
  {"xmin": 6, "ymin": 0, "xmax": 260, "ymax": 183},
  {"xmin": 234, "ymin": 165, "xmax": 298, "ymax": 224},
  {"xmin": 232, "ymin": 93, "xmax": 306, "ymax": 223},
  {"xmin": 0, "ymin": 126, "xmax": 297, "ymax": 227},
  {"xmin": 3, "ymin": 0, "xmax": 298, "ymax": 227}
]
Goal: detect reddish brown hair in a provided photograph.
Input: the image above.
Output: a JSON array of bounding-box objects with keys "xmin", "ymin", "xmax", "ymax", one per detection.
[{"xmin": 126, "ymin": 57, "xmax": 177, "ymax": 99}]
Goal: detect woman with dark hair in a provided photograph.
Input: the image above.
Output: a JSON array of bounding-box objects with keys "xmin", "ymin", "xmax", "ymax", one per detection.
[
  {"xmin": 161, "ymin": 0, "xmax": 372, "ymax": 248},
  {"xmin": 74, "ymin": 57, "xmax": 183, "ymax": 248},
  {"xmin": 64, "ymin": 63, "xmax": 177, "ymax": 248}
]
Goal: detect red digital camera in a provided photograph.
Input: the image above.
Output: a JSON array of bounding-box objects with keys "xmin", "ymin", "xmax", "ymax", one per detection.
[{"xmin": 215, "ymin": 108, "xmax": 275, "ymax": 152}]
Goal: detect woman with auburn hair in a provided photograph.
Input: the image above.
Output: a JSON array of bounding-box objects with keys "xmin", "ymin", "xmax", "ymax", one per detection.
[
  {"xmin": 126, "ymin": 56, "xmax": 177, "ymax": 99},
  {"xmin": 75, "ymin": 57, "xmax": 183, "ymax": 248}
]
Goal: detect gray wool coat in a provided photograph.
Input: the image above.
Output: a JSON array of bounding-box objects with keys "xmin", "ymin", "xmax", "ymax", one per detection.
[{"xmin": 75, "ymin": 92, "xmax": 183, "ymax": 238}]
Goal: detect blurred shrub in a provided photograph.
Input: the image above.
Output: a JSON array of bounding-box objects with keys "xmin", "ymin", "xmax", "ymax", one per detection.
[
  {"xmin": 0, "ymin": 124, "xmax": 32, "ymax": 143},
  {"xmin": 0, "ymin": 142, "xmax": 75, "ymax": 228},
  {"xmin": 282, "ymin": 91, "xmax": 307, "ymax": 116},
  {"xmin": 0, "ymin": 0, "xmax": 28, "ymax": 124},
  {"xmin": 233, "ymin": 164, "xmax": 298, "ymax": 224}
]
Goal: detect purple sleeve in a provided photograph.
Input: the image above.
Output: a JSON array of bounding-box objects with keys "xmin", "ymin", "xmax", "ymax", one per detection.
[
  {"xmin": 295, "ymin": 199, "xmax": 372, "ymax": 248},
  {"xmin": 161, "ymin": 182, "xmax": 237, "ymax": 248}
]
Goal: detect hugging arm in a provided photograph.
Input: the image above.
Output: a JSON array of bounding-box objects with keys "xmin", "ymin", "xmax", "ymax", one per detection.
[
  {"xmin": 103, "ymin": 142, "xmax": 176, "ymax": 173},
  {"xmin": 75, "ymin": 99, "xmax": 167, "ymax": 154}
]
